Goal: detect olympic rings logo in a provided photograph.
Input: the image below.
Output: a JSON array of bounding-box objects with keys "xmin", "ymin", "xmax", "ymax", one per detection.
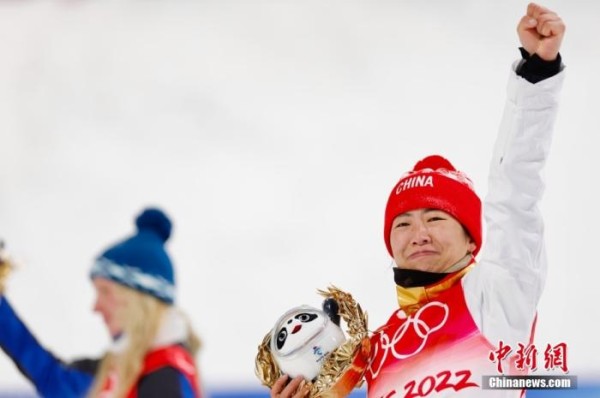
[{"xmin": 368, "ymin": 301, "xmax": 449, "ymax": 378}]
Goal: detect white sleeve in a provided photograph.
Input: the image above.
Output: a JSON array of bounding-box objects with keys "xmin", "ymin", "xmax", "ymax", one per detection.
[{"xmin": 463, "ymin": 61, "xmax": 565, "ymax": 348}]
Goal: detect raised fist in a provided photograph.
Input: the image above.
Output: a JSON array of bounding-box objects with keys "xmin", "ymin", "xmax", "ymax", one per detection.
[{"xmin": 517, "ymin": 3, "xmax": 566, "ymax": 61}]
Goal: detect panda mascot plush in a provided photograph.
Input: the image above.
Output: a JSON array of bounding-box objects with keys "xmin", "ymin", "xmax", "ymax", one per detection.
[
  {"xmin": 270, "ymin": 299, "xmax": 345, "ymax": 380},
  {"xmin": 255, "ymin": 286, "xmax": 370, "ymax": 397}
]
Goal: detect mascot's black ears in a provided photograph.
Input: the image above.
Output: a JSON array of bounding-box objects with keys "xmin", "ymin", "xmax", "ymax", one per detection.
[{"xmin": 322, "ymin": 298, "xmax": 341, "ymax": 326}]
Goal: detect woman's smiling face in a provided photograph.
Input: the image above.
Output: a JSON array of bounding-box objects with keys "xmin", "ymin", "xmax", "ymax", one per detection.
[{"xmin": 389, "ymin": 208, "xmax": 475, "ymax": 273}]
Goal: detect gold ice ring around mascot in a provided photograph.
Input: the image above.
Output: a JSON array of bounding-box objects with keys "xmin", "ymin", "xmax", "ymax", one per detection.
[{"xmin": 255, "ymin": 285, "xmax": 371, "ymax": 398}]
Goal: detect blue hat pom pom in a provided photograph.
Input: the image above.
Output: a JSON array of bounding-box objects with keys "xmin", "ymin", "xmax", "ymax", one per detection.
[{"xmin": 135, "ymin": 208, "xmax": 172, "ymax": 242}]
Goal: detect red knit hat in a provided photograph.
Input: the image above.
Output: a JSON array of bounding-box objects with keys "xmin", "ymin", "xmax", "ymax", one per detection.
[{"xmin": 383, "ymin": 155, "xmax": 482, "ymax": 257}]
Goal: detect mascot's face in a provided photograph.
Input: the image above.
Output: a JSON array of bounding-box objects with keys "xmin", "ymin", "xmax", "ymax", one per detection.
[{"xmin": 273, "ymin": 307, "xmax": 326, "ymax": 356}]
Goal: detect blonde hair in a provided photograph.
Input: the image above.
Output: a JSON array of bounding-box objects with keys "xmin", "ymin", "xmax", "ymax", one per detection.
[{"xmin": 88, "ymin": 284, "xmax": 201, "ymax": 398}]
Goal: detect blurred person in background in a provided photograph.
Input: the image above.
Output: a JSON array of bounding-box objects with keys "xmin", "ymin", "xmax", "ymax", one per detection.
[
  {"xmin": 270, "ymin": 3, "xmax": 565, "ymax": 397},
  {"xmin": 0, "ymin": 207, "xmax": 202, "ymax": 397}
]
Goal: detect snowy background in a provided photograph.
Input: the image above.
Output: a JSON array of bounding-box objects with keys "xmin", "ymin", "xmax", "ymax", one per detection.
[{"xmin": 1, "ymin": 0, "xmax": 598, "ymax": 396}]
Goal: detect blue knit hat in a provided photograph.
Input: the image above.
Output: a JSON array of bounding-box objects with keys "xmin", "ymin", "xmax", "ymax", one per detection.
[{"xmin": 90, "ymin": 207, "xmax": 176, "ymax": 304}]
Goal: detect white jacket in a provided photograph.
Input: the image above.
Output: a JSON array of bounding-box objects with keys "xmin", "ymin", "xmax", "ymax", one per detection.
[{"xmin": 464, "ymin": 60, "xmax": 565, "ymax": 350}]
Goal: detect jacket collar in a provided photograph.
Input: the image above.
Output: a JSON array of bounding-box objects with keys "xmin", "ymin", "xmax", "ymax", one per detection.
[{"xmin": 394, "ymin": 254, "xmax": 475, "ymax": 315}]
